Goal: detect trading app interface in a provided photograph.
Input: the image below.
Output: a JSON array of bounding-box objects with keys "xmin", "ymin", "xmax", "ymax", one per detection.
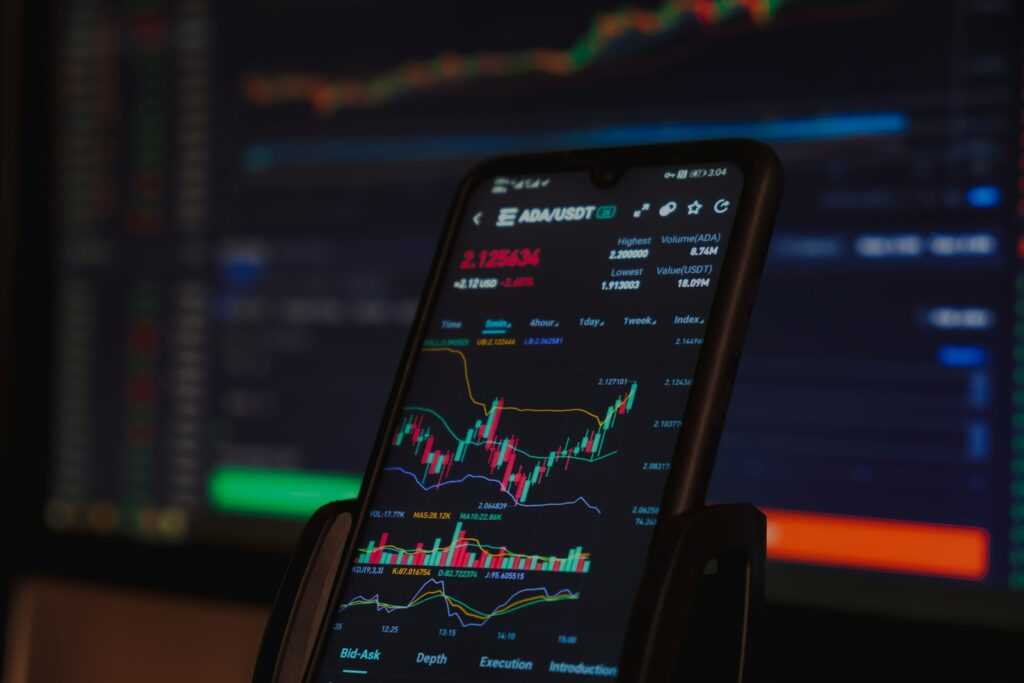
[
  {"xmin": 311, "ymin": 165, "xmax": 744, "ymax": 681},
  {"xmin": 48, "ymin": 0, "xmax": 1023, "ymax": 604}
]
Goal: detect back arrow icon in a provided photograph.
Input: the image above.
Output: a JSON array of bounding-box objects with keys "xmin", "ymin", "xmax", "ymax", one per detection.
[{"xmin": 472, "ymin": 211, "xmax": 484, "ymax": 226}]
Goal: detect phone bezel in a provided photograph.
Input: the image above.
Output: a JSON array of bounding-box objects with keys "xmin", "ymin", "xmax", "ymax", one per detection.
[{"xmin": 301, "ymin": 139, "xmax": 782, "ymax": 682}]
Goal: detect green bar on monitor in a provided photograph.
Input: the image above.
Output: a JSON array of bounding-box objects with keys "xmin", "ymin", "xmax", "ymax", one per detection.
[{"xmin": 208, "ymin": 466, "xmax": 361, "ymax": 518}]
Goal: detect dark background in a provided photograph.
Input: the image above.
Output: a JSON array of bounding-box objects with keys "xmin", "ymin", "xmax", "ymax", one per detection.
[{"xmin": 4, "ymin": 0, "xmax": 1024, "ymax": 681}]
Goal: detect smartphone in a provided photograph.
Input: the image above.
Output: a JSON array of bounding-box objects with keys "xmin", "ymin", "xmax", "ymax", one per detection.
[{"xmin": 307, "ymin": 140, "xmax": 781, "ymax": 682}]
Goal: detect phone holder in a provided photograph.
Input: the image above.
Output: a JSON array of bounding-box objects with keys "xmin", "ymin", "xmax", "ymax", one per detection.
[{"xmin": 251, "ymin": 501, "xmax": 765, "ymax": 683}]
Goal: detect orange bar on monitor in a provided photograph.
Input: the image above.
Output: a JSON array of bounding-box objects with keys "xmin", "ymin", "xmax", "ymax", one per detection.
[{"xmin": 763, "ymin": 508, "xmax": 989, "ymax": 581}]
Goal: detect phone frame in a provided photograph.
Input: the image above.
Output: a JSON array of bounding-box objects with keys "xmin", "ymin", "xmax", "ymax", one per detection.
[{"xmin": 300, "ymin": 139, "xmax": 782, "ymax": 682}]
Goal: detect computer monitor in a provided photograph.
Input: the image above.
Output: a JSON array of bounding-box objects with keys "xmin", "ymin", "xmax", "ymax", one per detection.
[{"xmin": 19, "ymin": 0, "xmax": 1024, "ymax": 622}]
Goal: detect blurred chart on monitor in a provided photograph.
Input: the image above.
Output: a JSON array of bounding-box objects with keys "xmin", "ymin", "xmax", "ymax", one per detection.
[{"xmin": 46, "ymin": 0, "xmax": 1023, "ymax": 611}]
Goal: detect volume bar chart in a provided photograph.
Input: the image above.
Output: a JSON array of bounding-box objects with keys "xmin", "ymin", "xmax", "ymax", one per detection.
[{"xmin": 357, "ymin": 521, "xmax": 592, "ymax": 574}]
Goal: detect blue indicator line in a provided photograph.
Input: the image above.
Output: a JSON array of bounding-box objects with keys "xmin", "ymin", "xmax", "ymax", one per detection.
[
  {"xmin": 342, "ymin": 669, "xmax": 368, "ymax": 675},
  {"xmin": 383, "ymin": 467, "xmax": 602, "ymax": 514},
  {"xmin": 245, "ymin": 112, "xmax": 909, "ymax": 171}
]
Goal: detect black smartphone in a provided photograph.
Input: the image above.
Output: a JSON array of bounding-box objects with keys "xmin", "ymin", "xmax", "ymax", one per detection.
[{"xmin": 306, "ymin": 140, "xmax": 781, "ymax": 682}]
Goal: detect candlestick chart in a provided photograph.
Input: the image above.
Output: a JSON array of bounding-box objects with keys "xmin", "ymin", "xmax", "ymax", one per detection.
[
  {"xmin": 384, "ymin": 348, "xmax": 638, "ymax": 512},
  {"xmin": 339, "ymin": 579, "xmax": 580, "ymax": 628}
]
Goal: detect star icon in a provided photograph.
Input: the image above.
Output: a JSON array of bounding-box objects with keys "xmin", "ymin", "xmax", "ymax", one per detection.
[{"xmin": 687, "ymin": 200, "xmax": 703, "ymax": 215}]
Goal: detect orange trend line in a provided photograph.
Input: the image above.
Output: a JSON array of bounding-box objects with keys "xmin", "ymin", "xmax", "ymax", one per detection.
[
  {"xmin": 242, "ymin": 0, "xmax": 786, "ymax": 114},
  {"xmin": 422, "ymin": 347, "xmax": 605, "ymax": 427}
]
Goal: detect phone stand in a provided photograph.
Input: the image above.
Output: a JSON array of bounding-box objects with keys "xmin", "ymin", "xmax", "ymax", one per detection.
[{"xmin": 251, "ymin": 501, "xmax": 765, "ymax": 683}]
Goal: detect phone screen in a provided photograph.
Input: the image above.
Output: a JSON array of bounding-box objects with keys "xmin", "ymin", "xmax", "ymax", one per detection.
[{"xmin": 312, "ymin": 161, "xmax": 745, "ymax": 681}]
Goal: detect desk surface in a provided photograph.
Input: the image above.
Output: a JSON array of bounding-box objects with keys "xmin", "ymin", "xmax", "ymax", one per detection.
[{"xmin": 4, "ymin": 578, "xmax": 268, "ymax": 683}]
